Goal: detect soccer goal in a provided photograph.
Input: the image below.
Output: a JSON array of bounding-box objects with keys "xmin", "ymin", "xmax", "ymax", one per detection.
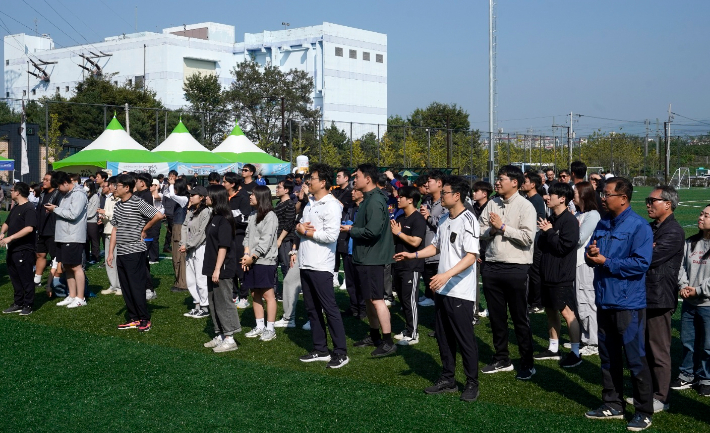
[{"xmin": 670, "ymin": 167, "xmax": 691, "ymax": 189}]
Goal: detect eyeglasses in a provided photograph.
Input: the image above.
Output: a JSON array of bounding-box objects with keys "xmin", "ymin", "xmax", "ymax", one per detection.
[
  {"xmin": 441, "ymin": 190, "xmax": 455, "ymax": 196},
  {"xmin": 600, "ymin": 192, "xmax": 624, "ymax": 199},
  {"xmin": 590, "ymin": 177, "xmax": 602, "ymax": 182},
  {"xmin": 494, "ymin": 177, "xmax": 508, "ymax": 183},
  {"xmin": 241, "ymin": 169, "xmax": 250, "ymax": 172},
  {"xmin": 645, "ymin": 197, "xmax": 669, "ymax": 206}
]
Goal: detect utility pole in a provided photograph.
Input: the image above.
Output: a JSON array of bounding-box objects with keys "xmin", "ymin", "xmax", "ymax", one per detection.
[
  {"xmin": 446, "ymin": 115, "xmax": 451, "ymax": 168},
  {"xmin": 664, "ymin": 104, "xmax": 673, "ymax": 183},
  {"xmin": 125, "ymin": 103, "xmax": 130, "ymax": 134},
  {"xmin": 488, "ymin": 0, "xmax": 497, "ymax": 182},
  {"xmin": 568, "ymin": 111, "xmax": 574, "ymax": 166},
  {"xmin": 655, "ymin": 118, "xmax": 660, "ymax": 169},
  {"xmin": 280, "ymin": 97, "xmax": 286, "ymax": 160}
]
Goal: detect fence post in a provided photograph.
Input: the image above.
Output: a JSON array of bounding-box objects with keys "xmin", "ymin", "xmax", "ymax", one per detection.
[
  {"xmin": 350, "ymin": 122, "xmax": 353, "ymax": 166},
  {"xmin": 45, "ymin": 102, "xmax": 49, "ymax": 173}
]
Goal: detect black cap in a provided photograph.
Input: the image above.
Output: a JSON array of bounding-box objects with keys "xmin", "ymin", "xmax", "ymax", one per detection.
[{"xmin": 189, "ymin": 185, "xmax": 208, "ymax": 196}]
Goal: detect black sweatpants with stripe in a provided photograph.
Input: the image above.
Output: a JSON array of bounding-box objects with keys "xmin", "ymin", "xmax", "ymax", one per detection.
[
  {"xmin": 117, "ymin": 251, "xmax": 150, "ymax": 321},
  {"xmin": 393, "ymin": 268, "xmax": 420, "ymax": 337},
  {"xmin": 435, "ymin": 295, "xmax": 479, "ymax": 386}
]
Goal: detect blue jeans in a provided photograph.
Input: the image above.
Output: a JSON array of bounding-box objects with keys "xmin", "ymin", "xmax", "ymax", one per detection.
[{"xmin": 679, "ymin": 301, "xmax": 710, "ymax": 386}]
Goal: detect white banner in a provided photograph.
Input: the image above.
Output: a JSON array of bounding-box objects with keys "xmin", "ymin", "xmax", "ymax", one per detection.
[{"xmin": 20, "ymin": 100, "xmax": 29, "ymax": 176}]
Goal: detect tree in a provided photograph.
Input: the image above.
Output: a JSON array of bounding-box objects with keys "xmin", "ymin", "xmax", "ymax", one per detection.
[
  {"xmin": 318, "ymin": 135, "xmax": 341, "ymax": 167},
  {"xmin": 408, "ymin": 102, "xmax": 470, "ymax": 131},
  {"xmin": 42, "ymin": 113, "xmax": 68, "ymax": 164},
  {"xmin": 225, "ymin": 59, "xmax": 320, "ymax": 156},
  {"xmin": 183, "ymin": 72, "xmax": 229, "ymax": 149}
]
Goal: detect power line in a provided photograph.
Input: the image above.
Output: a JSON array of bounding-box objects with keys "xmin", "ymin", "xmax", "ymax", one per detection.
[
  {"xmin": 55, "ymin": 0, "xmax": 104, "ymax": 40},
  {"xmin": 577, "ymin": 114, "xmax": 647, "ymax": 124},
  {"xmin": 22, "ymin": 0, "xmax": 86, "ymax": 47},
  {"xmin": 670, "ymin": 112, "xmax": 710, "ymax": 127},
  {"xmin": 97, "ymin": 0, "xmax": 135, "ymax": 32},
  {"xmin": 43, "ymin": 0, "xmax": 104, "ymax": 54}
]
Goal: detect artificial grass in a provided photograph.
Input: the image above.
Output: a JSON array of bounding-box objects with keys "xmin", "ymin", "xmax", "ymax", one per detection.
[{"xmin": 0, "ymin": 186, "xmax": 709, "ymax": 432}]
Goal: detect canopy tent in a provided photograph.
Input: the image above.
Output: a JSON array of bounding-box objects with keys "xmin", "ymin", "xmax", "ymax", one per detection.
[
  {"xmin": 152, "ymin": 119, "xmax": 210, "ymax": 153},
  {"xmin": 212, "ymin": 124, "xmax": 263, "ymax": 154},
  {"xmin": 399, "ymin": 170, "xmax": 419, "ymax": 177},
  {"xmin": 53, "ymin": 117, "xmax": 159, "ymax": 173},
  {"xmin": 211, "ymin": 124, "xmax": 291, "ymax": 174}
]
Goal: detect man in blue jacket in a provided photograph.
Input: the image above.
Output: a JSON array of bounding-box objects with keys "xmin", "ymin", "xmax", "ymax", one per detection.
[{"xmin": 584, "ymin": 177, "xmax": 654, "ymax": 431}]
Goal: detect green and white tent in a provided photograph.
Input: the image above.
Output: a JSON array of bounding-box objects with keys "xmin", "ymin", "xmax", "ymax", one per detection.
[
  {"xmin": 152, "ymin": 119, "xmax": 231, "ymax": 164},
  {"xmin": 53, "ymin": 116, "xmax": 159, "ymax": 170},
  {"xmin": 213, "ymin": 124, "xmax": 286, "ymax": 164}
]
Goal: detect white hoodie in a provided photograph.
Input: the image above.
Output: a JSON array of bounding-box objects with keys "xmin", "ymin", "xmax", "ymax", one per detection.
[{"xmin": 298, "ymin": 193, "xmax": 342, "ymax": 272}]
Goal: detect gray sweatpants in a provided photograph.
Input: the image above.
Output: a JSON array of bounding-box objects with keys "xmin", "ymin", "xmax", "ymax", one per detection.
[
  {"xmin": 281, "ymin": 256, "xmax": 302, "ymax": 322},
  {"xmin": 575, "ymin": 263, "xmax": 597, "ymax": 345},
  {"xmin": 208, "ymin": 279, "xmax": 241, "ymax": 336},
  {"xmin": 104, "ymin": 235, "xmax": 120, "ymax": 290}
]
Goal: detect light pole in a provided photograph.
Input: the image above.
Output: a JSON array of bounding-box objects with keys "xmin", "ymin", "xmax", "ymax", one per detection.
[{"xmin": 426, "ymin": 128, "xmax": 431, "ymax": 167}]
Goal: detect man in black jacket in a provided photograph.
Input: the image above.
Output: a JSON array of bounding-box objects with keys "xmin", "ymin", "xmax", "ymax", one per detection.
[
  {"xmin": 641, "ymin": 186, "xmax": 685, "ymax": 413},
  {"xmin": 332, "ymin": 168, "xmax": 353, "ymax": 289},
  {"xmin": 533, "ymin": 182, "xmax": 582, "ymax": 368}
]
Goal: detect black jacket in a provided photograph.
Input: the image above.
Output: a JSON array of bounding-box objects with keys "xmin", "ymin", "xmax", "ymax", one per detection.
[
  {"xmin": 646, "ymin": 213, "xmax": 685, "ymax": 309},
  {"xmin": 537, "ymin": 209, "xmax": 579, "ymax": 286}
]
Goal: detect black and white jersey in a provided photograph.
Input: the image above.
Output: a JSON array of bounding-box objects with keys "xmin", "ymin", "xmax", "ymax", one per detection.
[
  {"xmin": 431, "ymin": 209, "xmax": 480, "ymax": 301},
  {"xmin": 111, "ymin": 195, "xmax": 158, "ymax": 256}
]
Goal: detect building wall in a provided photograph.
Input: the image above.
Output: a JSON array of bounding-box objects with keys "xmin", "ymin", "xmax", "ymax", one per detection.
[{"xmin": 3, "ymin": 22, "xmax": 387, "ymax": 131}]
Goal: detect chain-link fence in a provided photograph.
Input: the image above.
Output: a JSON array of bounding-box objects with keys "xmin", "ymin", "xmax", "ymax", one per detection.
[{"xmin": 2, "ymin": 98, "xmax": 710, "ymax": 186}]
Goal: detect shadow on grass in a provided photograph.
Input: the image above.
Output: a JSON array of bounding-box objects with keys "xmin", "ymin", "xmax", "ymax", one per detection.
[
  {"xmin": 669, "ymin": 388, "xmax": 710, "ymax": 423},
  {"xmin": 533, "ymin": 362, "xmax": 600, "ymax": 410}
]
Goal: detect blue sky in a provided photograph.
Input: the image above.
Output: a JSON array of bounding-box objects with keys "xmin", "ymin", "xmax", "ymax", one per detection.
[{"xmin": 1, "ymin": 0, "xmax": 708, "ymax": 137}]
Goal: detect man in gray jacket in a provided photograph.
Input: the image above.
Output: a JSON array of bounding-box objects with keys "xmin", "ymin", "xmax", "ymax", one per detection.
[{"xmin": 44, "ymin": 171, "xmax": 88, "ymax": 309}]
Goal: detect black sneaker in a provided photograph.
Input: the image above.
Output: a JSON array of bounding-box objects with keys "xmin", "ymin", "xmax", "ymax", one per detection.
[
  {"xmin": 534, "ymin": 349, "xmax": 561, "ymax": 360},
  {"xmin": 626, "ymin": 413, "xmax": 652, "ymax": 431},
  {"xmin": 481, "ymin": 359, "xmax": 514, "ymax": 374},
  {"xmin": 670, "ymin": 377, "xmax": 694, "ymax": 390},
  {"xmin": 585, "ymin": 404, "xmax": 624, "ymax": 420},
  {"xmin": 460, "ymin": 382, "xmax": 480, "ymax": 402},
  {"xmin": 516, "ymin": 366, "xmax": 536, "ymax": 380},
  {"xmin": 2, "ymin": 304, "xmax": 23, "ymax": 314},
  {"xmin": 353, "ymin": 336, "xmax": 376, "ymax": 347},
  {"xmin": 559, "ymin": 352, "xmax": 583, "ymax": 368},
  {"xmin": 19, "ymin": 306, "xmax": 32, "ymax": 316},
  {"xmin": 171, "ymin": 286, "xmax": 188, "ymax": 292},
  {"xmin": 424, "ymin": 378, "xmax": 457, "ymax": 395},
  {"xmin": 326, "ymin": 353, "xmax": 349, "ymax": 369},
  {"xmin": 371, "ymin": 341, "xmax": 397, "ymax": 358},
  {"xmin": 299, "ymin": 351, "xmax": 331, "ymax": 363},
  {"xmin": 698, "ymin": 384, "xmax": 710, "ymax": 397}
]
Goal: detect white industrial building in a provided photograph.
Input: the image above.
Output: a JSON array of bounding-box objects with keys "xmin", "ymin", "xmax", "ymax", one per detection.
[{"xmin": 3, "ymin": 22, "xmax": 387, "ymax": 126}]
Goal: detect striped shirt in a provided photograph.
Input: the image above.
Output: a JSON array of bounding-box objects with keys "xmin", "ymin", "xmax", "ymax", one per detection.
[
  {"xmin": 110, "ymin": 195, "xmax": 158, "ymax": 256},
  {"xmin": 274, "ymin": 199, "xmax": 297, "ymax": 242}
]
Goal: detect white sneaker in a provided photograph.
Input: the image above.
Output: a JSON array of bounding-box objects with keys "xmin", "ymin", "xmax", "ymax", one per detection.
[
  {"xmin": 274, "ymin": 318, "xmax": 296, "ymax": 328},
  {"xmin": 302, "ymin": 321, "xmax": 311, "ymax": 331},
  {"xmin": 100, "ymin": 288, "xmax": 115, "ymax": 295},
  {"xmin": 397, "ymin": 335, "xmax": 419, "ymax": 346},
  {"xmin": 236, "ymin": 299, "xmax": 250, "ymax": 309},
  {"xmin": 580, "ymin": 345, "xmax": 599, "ymax": 356},
  {"xmin": 145, "ymin": 290, "xmax": 157, "ymax": 301},
  {"xmin": 114, "ymin": 288, "xmax": 122, "ymax": 296},
  {"xmin": 478, "ymin": 309, "xmax": 489, "ymax": 317},
  {"xmin": 245, "ymin": 327, "xmax": 265, "ymax": 338},
  {"xmin": 260, "ymin": 329, "xmax": 277, "ymax": 341},
  {"xmin": 394, "ymin": 332, "xmax": 405, "ymax": 340},
  {"xmin": 57, "ymin": 296, "xmax": 75, "ymax": 306},
  {"xmin": 563, "ymin": 342, "xmax": 572, "ymax": 349},
  {"xmin": 184, "ymin": 308, "xmax": 200, "ymax": 317},
  {"xmin": 339, "ymin": 282, "xmax": 347, "ymax": 291},
  {"xmin": 213, "ymin": 340, "xmax": 238, "ymax": 353},
  {"xmin": 384, "ymin": 299, "xmax": 392, "ymax": 307},
  {"xmin": 204, "ymin": 335, "xmax": 223, "ymax": 348},
  {"xmin": 66, "ymin": 298, "xmax": 87, "ymax": 309},
  {"xmin": 419, "ymin": 298, "xmax": 435, "ymax": 307},
  {"xmin": 333, "ymin": 274, "xmax": 340, "ymax": 288}
]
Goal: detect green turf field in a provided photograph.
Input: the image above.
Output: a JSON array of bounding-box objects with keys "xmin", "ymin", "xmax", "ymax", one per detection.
[{"xmin": 0, "ymin": 187, "xmax": 709, "ymax": 432}]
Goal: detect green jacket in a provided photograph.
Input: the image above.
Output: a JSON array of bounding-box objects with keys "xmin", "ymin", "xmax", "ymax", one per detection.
[{"xmin": 351, "ymin": 188, "xmax": 395, "ymax": 265}]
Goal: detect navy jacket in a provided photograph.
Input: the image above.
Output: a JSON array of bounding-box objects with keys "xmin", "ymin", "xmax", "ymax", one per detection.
[
  {"xmin": 646, "ymin": 213, "xmax": 685, "ymax": 309},
  {"xmin": 587, "ymin": 206, "xmax": 653, "ymax": 310}
]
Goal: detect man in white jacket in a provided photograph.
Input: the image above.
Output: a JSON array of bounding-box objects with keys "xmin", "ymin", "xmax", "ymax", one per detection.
[{"xmin": 296, "ymin": 163, "xmax": 349, "ymax": 369}]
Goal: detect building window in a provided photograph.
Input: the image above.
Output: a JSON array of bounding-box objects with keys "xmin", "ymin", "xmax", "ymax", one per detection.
[
  {"xmin": 56, "ymin": 87, "xmax": 60, "ymax": 93},
  {"xmin": 31, "ymin": 89, "xmax": 36, "ymax": 95},
  {"xmin": 363, "ymin": 52, "xmax": 370, "ymax": 61},
  {"xmin": 23, "ymin": 90, "xmax": 27, "ymax": 96},
  {"xmin": 5, "ymin": 60, "xmax": 8, "ymax": 66},
  {"xmin": 335, "ymin": 47, "xmax": 343, "ymax": 57},
  {"xmin": 376, "ymin": 54, "xmax": 384, "ymax": 63},
  {"xmin": 114, "ymin": 81, "xmax": 118, "ymax": 86},
  {"xmin": 65, "ymin": 86, "xmax": 69, "ymax": 92},
  {"xmin": 128, "ymin": 79, "xmax": 132, "ymax": 86},
  {"xmin": 349, "ymin": 49, "xmax": 357, "ymax": 59},
  {"xmin": 5, "ymin": 92, "xmax": 8, "ymax": 98}
]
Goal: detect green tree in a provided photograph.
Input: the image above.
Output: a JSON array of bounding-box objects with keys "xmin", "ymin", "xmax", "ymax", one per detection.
[
  {"xmin": 225, "ymin": 59, "xmax": 319, "ymax": 155},
  {"xmin": 42, "ymin": 112, "xmax": 68, "ymax": 164},
  {"xmin": 408, "ymin": 102, "xmax": 470, "ymax": 131},
  {"xmin": 318, "ymin": 135, "xmax": 341, "ymax": 167},
  {"xmin": 183, "ymin": 72, "xmax": 229, "ymax": 149}
]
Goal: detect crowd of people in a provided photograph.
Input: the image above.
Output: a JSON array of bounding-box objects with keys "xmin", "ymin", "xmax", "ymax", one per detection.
[{"xmin": 1, "ymin": 160, "xmax": 708, "ymax": 431}]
